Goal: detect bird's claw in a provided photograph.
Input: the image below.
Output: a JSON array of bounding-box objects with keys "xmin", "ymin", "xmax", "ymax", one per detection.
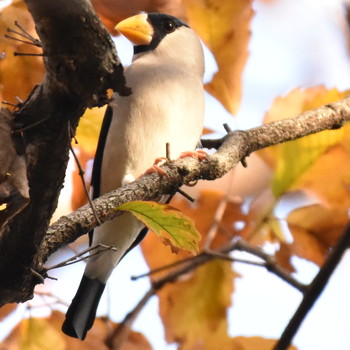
[
  {"xmin": 179, "ymin": 149, "xmax": 208, "ymax": 161},
  {"xmin": 142, "ymin": 157, "xmax": 168, "ymax": 177}
]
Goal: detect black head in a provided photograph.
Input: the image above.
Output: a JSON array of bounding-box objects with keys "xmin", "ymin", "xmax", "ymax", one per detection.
[{"xmin": 134, "ymin": 13, "xmax": 189, "ymax": 54}]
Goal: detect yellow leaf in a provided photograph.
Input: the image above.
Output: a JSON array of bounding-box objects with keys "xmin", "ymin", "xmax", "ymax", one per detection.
[
  {"xmin": 259, "ymin": 87, "xmax": 349, "ymax": 197},
  {"xmin": 74, "ymin": 106, "xmax": 106, "ymax": 155},
  {"xmin": 20, "ymin": 317, "xmax": 65, "ymax": 350},
  {"xmin": 2, "ymin": 311, "xmax": 153, "ymax": 350},
  {"xmin": 141, "ymin": 190, "xmax": 253, "ymax": 278},
  {"xmin": 159, "ymin": 259, "xmax": 239, "ymax": 350},
  {"xmin": 183, "ymin": 0, "xmax": 253, "ymax": 114},
  {"xmin": 285, "ymin": 145, "xmax": 350, "ymax": 263},
  {"xmin": 117, "ymin": 201, "xmax": 201, "ymax": 254}
]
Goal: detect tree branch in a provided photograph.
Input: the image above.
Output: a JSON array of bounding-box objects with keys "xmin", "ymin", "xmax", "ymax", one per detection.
[
  {"xmin": 274, "ymin": 222, "xmax": 350, "ymax": 350},
  {"xmin": 41, "ymin": 96, "xmax": 350, "ymax": 265}
]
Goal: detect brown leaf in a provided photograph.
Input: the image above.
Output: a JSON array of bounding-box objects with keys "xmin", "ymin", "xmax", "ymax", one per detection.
[
  {"xmin": 92, "ymin": 0, "xmax": 186, "ymax": 34},
  {"xmin": 183, "ymin": 0, "xmax": 253, "ymax": 114},
  {"xmin": 275, "ymin": 243, "xmax": 296, "ymax": 273}
]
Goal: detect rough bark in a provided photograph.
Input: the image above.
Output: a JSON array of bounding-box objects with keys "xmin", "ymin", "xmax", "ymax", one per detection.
[{"xmin": 0, "ymin": 0, "xmax": 128, "ymax": 305}]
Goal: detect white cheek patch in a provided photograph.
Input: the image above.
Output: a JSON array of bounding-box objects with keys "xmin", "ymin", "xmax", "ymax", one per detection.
[{"xmin": 122, "ymin": 174, "xmax": 136, "ymax": 186}]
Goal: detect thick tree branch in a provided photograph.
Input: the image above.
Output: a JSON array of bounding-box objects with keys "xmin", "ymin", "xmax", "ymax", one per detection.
[
  {"xmin": 41, "ymin": 96, "xmax": 350, "ymax": 268},
  {"xmin": 0, "ymin": 0, "xmax": 127, "ymax": 305}
]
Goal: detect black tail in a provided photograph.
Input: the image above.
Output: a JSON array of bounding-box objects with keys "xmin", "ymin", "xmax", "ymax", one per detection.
[{"xmin": 62, "ymin": 275, "xmax": 105, "ymax": 340}]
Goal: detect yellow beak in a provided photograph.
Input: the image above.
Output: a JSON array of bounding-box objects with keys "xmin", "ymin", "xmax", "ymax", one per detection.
[{"xmin": 115, "ymin": 14, "xmax": 154, "ymax": 45}]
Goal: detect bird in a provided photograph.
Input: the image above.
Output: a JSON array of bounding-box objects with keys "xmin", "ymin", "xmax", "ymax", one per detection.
[{"xmin": 62, "ymin": 12, "xmax": 205, "ymax": 340}]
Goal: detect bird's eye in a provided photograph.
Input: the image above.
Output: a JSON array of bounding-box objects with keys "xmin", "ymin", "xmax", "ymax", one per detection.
[{"xmin": 163, "ymin": 20, "xmax": 175, "ymax": 33}]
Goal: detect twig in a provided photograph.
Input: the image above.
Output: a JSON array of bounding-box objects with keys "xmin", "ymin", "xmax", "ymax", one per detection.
[
  {"xmin": 203, "ymin": 196, "xmax": 228, "ymax": 250},
  {"xmin": 33, "ymin": 290, "xmax": 69, "ymax": 308},
  {"xmin": 176, "ymin": 188, "xmax": 195, "ymax": 202},
  {"xmin": 69, "ymin": 143, "xmax": 101, "ymax": 225},
  {"xmin": 274, "ymin": 223, "xmax": 350, "ymax": 350},
  {"xmin": 105, "ymin": 287, "xmax": 157, "ymax": 349},
  {"xmin": 13, "ymin": 52, "xmax": 44, "ymax": 57},
  {"xmin": 68, "ymin": 121, "xmax": 101, "ymax": 225},
  {"xmin": 203, "ymin": 248, "xmax": 265, "ymax": 267},
  {"xmin": 13, "ymin": 115, "xmax": 51, "ymax": 133},
  {"xmin": 7, "ymin": 21, "xmax": 42, "ymax": 47},
  {"xmin": 112, "ymin": 237, "xmax": 306, "ymax": 348},
  {"xmin": 131, "ymin": 254, "xmax": 200, "ymax": 280},
  {"xmin": 2, "ymin": 101, "xmax": 17, "ymax": 107},
  {"xmin": 4, "ymin": 35, "xmax": 40, "ymax": 47},
  {"xmin": 235, "ymin": 240, "xmax": 307, "ymax": 292},
  {"xmin": 46, "ymin": 243, "xmax": 117, "ymax": 270}
]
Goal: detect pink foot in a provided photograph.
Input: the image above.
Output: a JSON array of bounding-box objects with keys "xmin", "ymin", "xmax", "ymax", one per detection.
[
  {"xmin": 179, "ymin": 149, "xmax": 208, "ymax": 161},
  {"xmin": 142, "ymin": 157, "xmax": 168, "ymax": 177}
]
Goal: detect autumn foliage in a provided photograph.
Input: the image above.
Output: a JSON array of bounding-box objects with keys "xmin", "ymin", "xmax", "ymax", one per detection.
[{"xmin": 0, "ymin": 0, "xmax": 350, "ymax": 349}]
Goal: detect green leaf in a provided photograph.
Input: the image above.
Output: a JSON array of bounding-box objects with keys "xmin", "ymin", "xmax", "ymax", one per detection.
[{"xmin": 116, "ymin": 201, "xmax": 201, "ymax": 254}]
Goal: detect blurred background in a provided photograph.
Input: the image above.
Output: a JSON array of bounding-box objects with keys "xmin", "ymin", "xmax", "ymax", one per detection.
[{"xmin": 1, "ymin": 0, "xmax": 350, "ymax": 349}]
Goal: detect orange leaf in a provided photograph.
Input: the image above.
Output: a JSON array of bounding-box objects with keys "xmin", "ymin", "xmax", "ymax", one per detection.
[
  {"xmin": 183, "ymin": 0, "xmax": 253, "ymax": 114},
  {"xmin": 235, "ymin": 336, "xmax": 297, "ymax": 350},
  {"xmin": 0, "ymin": 303, "xmax": 17, "ymax": 322},
  {"xmin": 92, "ymin": 0, "xmax": 186, "ymax": 34},
  {"xmin": 287, "ymin": 203, "xmax": 349, "ymax": 265},
  {"xmin": 0, "ymin": 1, "xmax": 45, "ymax": 102}
]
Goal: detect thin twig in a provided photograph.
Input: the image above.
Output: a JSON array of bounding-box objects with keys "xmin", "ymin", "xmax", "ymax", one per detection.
[
  {"xmin": 105, "ymin": 287, "xmax": 157, "ymax": 349},
  {"xmin": 176, "ymin": 188, "xmax": 195, "ymax": 202},
  {"xmin": 46, "ymin": 243, "xmax": 117, "ymax": 270},
  {"xmin": 235, "ymin": 239, "xmax": 307, "ymax": 292},
  {"xmin": 203, "ymin": 197, "xmax": 228, "ymax": 250},
  {"xmin": 34, "ymin": 290, "xmax": 69, "ymax": 308},
  {"xmin": 68, "ymin": 122, "xmax": 101, "ymax": 225},
  {"xmin": 113, "ymin": 237, "xmax": 306, "ymax": 348},
  {"xmin": 223, "ymin": 123, "xmax": 232, "ymax": 133},
  {"xmin": 4, "ymin": 34, "xmax": 40, "ymax": 47},
  {"xmin": 13, "ymin": 52, "xmax": 44, "ymax": 57},
  {"xmin": 131, "ymin": 254, "xmax": 200, "ymax": 280},
  {"xmin": 7, "ymin": 21, "xmax": 42, "ymax": 47},
  {"xmin": 2, "ymin": 101, "xmax": 17, "ymax": 107},
  {"xmin": 165, "ymin": 142, "xmax": 171, "ymax": 161},
  {"xmin": 203, "ymin": 248, "xmax": 265, "ymax": 267},
  {"xmin": 13, "ymin": 115, "xmax": 51, "ymax": 133},
  {"xmin": 274, "ymin": 223, "xmax": 350, "ymax": 350}
]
